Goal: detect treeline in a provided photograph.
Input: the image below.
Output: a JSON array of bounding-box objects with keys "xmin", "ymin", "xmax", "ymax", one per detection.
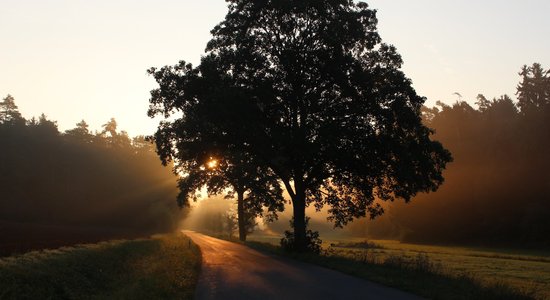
[
  {"xmin": 351, "ymin": 63, "xmax": 550, "ymax": 247},
  {"xmin": 0, "ymin": 96, "xmax": 182, "ymax": 255}
]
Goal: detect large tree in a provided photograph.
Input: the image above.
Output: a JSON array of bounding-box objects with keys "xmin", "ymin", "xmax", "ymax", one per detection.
[{"xmin": 148, "ymin": 0, "xmax": 451, "ymax": 251}]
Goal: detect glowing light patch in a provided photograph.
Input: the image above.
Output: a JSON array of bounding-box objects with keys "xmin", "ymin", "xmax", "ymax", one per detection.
[{"xmin": 207, "ymin": 159, "xmax": 218, "ymax": 169}]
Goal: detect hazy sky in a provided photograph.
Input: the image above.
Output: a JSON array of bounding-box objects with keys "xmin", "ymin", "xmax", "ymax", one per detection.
[{"xmin": 1, "ymin": 0, "xmax": 549, "ymax": 137}]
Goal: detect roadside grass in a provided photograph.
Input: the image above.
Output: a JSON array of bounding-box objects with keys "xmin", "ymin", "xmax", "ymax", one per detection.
[
  {"xmin": 0, "ymin": 233, "xmax": 201, "ymax": 299},
  {"xmin": 244, "ymin": 240, "xmax": 541, "ymax": 300}
]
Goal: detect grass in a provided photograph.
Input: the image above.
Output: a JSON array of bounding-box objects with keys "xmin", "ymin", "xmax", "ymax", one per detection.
[
  {"xmin": 0, "ymin": 232, "xmax": 201, "ymax": 299},
  {"xmin": 245, "ymin": 235, "xmax": 546, "ymax": 300},
  {"xmin": 333, "ymin": 239, "xmax": 550, "ymax": 299},
  {"xmin": 0, "ymin": 220, "xmax": 142, "ymax": 257}
]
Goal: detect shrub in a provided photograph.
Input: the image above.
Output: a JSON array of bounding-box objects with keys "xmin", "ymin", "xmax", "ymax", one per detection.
[{"xmin": 281, "ymin": 217, "xmax": 322, "ymax": 254}]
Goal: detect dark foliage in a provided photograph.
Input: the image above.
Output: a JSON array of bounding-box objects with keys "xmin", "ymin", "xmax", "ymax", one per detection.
[
  {"xmin": 0, "ymin": 96, "xmax": 182, "ymax": 255},
  {"xmin": 517, "ymin": 63, "xmax": 550, "ymax": 114},
  {"xmin": 148, "ymin": 0, "xmax": 451, "ymax": 251},
  {"xmin": 281, "ymin": 217, "xmax": 322, "ymax": 254},
  {"xmin": 147, "ymin": 62, "xmax": 286, "ymax": 242},
  {"xmin": 357, "ymin": 63, "xmax": 550, "ymax": 247}
]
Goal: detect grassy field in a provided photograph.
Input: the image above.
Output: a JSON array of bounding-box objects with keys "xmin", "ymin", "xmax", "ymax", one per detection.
[
  {"xmin": 0, "ymin": 220, "xmax": 149, "ymax": 257},
  {"xmin": 0, "ymin": 233, "xmax": 201, "ymax": 299},
  {"xmin": 352, "ymin": 240, "xmax": 548, "ymax": 296},
  {"xmin": 248, "ymin": 234, "xmax": 549, "ymax": 299}
]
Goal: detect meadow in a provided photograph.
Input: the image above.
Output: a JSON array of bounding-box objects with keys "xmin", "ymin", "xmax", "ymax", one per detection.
[
  {"xmin": 0, "ymin": 220, "xmax": 145, "ymax": 257},
  {"xmin": 248, "ymin": 234, "xmax": 550, "ymax": 299},
  {"xmin": 0, "ymin": 233, "xmax": 201, "ymax": 299}
]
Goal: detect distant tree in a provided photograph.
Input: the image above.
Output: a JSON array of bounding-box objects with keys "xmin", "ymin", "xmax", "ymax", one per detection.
[
  {"xmin": 486, "ymin": 95, "xmax": 518, "ymax": 118},
  {"xmin": 223, "ymin": 204, "xmax": 258, "ymax": 239},
  {"xmin": 100, "ymin": 118, "xmax": 131, "ymax": 148},
  {"xmin": 223, "ymin": 208, "xmax": 239, "ymax": 239},
  {"xmin": 65, "ymin": 120, "xmax": 93, "ymax": 143},
  {"xmin": 473, "ymin": 94, "xmax": 518, "ymax": 127},
  {"xmin": 132, "ymin": 135, "xmax": 155, "ymax": 154},
  {"xmin": 475, "ymin": 94, "xmax": 491, "ymax": 112},
  {"xmin": 101, "ymin": 117, "xmax": 118, "ymax": 137},
  {"xmin": 35, "ymin": 113, "xmax": 59, "ymax": 136},
  {"xmin": 148, "ymin": 0, "xmax": 451, "ymax": 251},
  {"xmin": 517, "ymin": 63, "xmax": 550, "ymax": 114},
  {"xmin": 0, "ymin": 94, "xmax": 25, "ymax": 126},
  {"xmin": 65, "ymin": 120, "xmax": 89, "ymax": 136},
  {"xmin": 421, "ymin": 106, "xmax": 440, "ymax": 125}
]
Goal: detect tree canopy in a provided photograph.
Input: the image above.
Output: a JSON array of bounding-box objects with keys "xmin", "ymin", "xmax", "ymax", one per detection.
[
  {"xmin": 148, "ymin": 60, "xmax": 286, "ymax": 241},
  {"xmin": 148, "ymin": 0, "xmax": 451, "ymax": 251},
  {"xmin": 0, "ymin": 94, "xmax": 24, "ymax": 126},
  {"xmin": 517, "ymin": 63, "xmax": 550, "ymax": 114}
]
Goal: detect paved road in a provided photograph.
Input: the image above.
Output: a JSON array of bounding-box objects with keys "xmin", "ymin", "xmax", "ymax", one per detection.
[{"xmin": 184, "ymin": 231, "xmax": 423, "ymax": 300}]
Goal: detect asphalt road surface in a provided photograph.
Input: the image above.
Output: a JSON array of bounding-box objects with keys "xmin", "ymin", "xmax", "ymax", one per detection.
[{"xmin": 184, "ymin": 231, "xmax": 424, "ymax": 300}]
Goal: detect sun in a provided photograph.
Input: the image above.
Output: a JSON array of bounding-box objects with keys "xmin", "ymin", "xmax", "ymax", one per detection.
[{"xmin": 207, "ymin": 158, "xmax": 218, "ymax": 169}]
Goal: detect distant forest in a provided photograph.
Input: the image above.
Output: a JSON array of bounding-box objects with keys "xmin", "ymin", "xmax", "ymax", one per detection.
[
  {"xmin": 348, "ymin": 63, "xmax": 550, "ymax": 247},
  {"xmin": 0, "ymin": 99, "xmax": 182, "ymax": 255}
]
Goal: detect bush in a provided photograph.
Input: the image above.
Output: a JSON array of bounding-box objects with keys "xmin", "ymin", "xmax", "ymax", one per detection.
[{"xmin": 280, "ymin": 217, "xmax": 322, "ymax": 254}]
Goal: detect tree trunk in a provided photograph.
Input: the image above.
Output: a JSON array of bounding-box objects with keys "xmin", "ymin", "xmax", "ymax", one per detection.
[
  {"xmin": 292, "ymin": 179, "xmax": 307, "ymax": 252},
  {"xmin": 237, "ymin": 189, "xmax": 247, "ymax": 242}
]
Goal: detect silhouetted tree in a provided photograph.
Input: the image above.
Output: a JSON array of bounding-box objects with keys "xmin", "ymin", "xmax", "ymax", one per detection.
[
  {"xmin": 223, "ymin": 209, "xmax": 239, "ymax": 239},
  {"xmin": 65, "ymin": 120, "xmax": 93, "ymax": 143},
  {"xmin": 101, "ymin": 117, "xmax": 118, "ymax": 137},
  {"xmin": 517, "ymin": 63, "xmax": 550, "ymax": 114},
  {"xmin": 0, "ymin": 94, "xmax": 25, "ymax": 126},
  {"xmin": 34, "ymin": 114, "xmax": 59, "ymax": 136},
  {"xmin": 148, "ymin": 0, "xmax": 451, "ymax": 251},
  {"xmin": 484, "ymin": 95, "xmax": 518, "ymax": 122},
  {"xmin": 100, "ymin": 117, "xmax": 131, "ymax": 148},
  {"xmin": 475, "ymin": 94, "xmax": 491, "ymax": 112},
  {"xmin": 150, "ymin": 116, "xmax": 285, "ymax": 241},
  {"xmin": 223, "ymin": 203, "xmax": 259, "ymax": 239}
]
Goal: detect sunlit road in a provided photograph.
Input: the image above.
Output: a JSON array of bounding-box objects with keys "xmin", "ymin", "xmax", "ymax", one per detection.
[{"xmin": 184, "ymin": 231, "xmax": 423, "ymax": 300}]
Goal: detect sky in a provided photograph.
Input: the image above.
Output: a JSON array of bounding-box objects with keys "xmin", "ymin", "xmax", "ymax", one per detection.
[{"xmin": 1, "ymin": 0, "xmax": 549, "ymax": 137}]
